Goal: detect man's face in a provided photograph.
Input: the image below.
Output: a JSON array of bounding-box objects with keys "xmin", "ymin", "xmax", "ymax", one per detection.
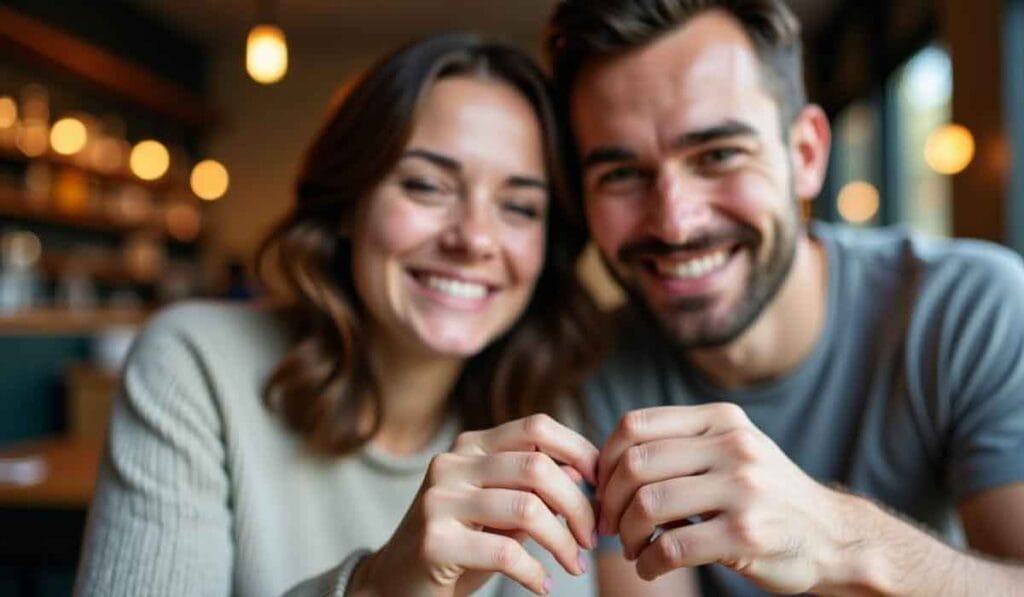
[{"xmin": 571, "ymin": 11, "xmax": 803, "ymax": 348}]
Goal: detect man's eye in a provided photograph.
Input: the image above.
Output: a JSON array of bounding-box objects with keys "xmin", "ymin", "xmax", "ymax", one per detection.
[
  {"xmin": 599, "ymin": 166, "xmax": 644, "ymax": 185},
  {"xmin": 699, "ymin": 147, "xmax": 745, "ymax": 168}
]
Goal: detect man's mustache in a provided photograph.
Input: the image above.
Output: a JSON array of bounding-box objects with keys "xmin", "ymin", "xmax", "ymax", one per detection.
[{"xmin": 617, "ymin": 227, "xmax": 759, "ymax": 263}]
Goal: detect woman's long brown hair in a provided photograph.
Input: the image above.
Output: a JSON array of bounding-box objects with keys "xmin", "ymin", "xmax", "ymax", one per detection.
[{"xmin": 257, "ymin": 32, "xmax": 606, "ymax": 455}]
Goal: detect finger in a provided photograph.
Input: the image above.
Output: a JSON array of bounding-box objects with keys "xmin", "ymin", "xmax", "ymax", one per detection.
[
  {"xmin": 600, "ymin": 435, "xmax": 719, "ymax": 535},
  {"xmin": 462, "ymin": 488, "xmax": 587, "ymax": 576},
  {"xmin": 618, "ymin": 475, "xmax": 730, "ymax": 560},
  {"xmin": 435, "ymin": 523, "xmax": 551, "ymax": 595},
  {"xmin": 598, "ymin": 404, "xmax": 750, "ymax": 490},
  {"xmin": 453, "ymin": 414, "xmax": 599, "ymax": 485},
  {"xmin": 634, "ymin": 517, "xmax": 732, "ymax": 581},
  {"xmin": 468, "ymin": 452, "xmax": 597, "ymax": 549},
  {"xmin": 560, "ymin": 464, "xmax": 584, "ymax": 485}
]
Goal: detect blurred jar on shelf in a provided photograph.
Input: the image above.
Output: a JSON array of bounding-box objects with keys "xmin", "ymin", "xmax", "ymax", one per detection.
[
  {"xmin": 15, "ymin": 84, "xmax": 49, "ymax": 158},
  {"xmin": 0, "ymin": 229, "xmax": 43, "ymax": 313}
]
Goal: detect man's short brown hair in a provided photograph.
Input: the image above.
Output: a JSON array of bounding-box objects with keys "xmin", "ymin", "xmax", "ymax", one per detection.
[{"xmin": 546, "ymin": 0, "xmax": 807, "ymax": 127}]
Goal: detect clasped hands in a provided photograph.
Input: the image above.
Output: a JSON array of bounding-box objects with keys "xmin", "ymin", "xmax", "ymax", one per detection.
[{"xmin": 353, "ymin": 404, "xmax": 856, "ymax": 596}]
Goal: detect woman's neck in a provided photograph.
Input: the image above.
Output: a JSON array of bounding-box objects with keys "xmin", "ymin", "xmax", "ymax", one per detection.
[{"xmin": 365, "ymin": 331, "xmax": 465, "ymax": 456}]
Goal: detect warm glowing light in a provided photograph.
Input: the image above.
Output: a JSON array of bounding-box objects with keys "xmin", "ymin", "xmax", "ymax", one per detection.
[
  {"xmin": 190, "ymin": 159, "xmax": 230, "ymax": 200},
  {"xmin": 50, "ymin": 117, "xmax": 88, "ymax": 155},
  {"xmin": 246, "ymin": 24, "xmax": 288, "ymax": 84},
  {"xmin": 924, "ymin": 124, "xmax": 975, "ymax": 175},
  {"xmin": 837, "ymin": 181, "xmax": 880, "ymax": 224},
  {"xmin": 129, "ymin": 139, "xmax": 170, "ymax": 181},
  {"xmin": 16, "ymin": 120, "xmax": 49, "ymax": 157},
  {"xmin": 2, "ymin": 231, "xmax": 42, "ymax": 268},
  {"xmin": 165, "ymin": 202, "xmax": 203, "ymax": 242},
  {"xmin": 0, "ymin": 96, "xmax": 16, "ymax": 128}
]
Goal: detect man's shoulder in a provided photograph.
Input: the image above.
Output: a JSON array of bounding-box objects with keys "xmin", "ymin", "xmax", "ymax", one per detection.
[{"xmin": 817, "ymin": 221, "xmax": 1024, "ymax": 294}]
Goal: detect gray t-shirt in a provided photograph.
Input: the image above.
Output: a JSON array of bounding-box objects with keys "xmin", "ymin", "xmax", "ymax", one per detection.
[{"xmin": 584, "ymin": 222, "xmax": 1024, "ymax": 595}]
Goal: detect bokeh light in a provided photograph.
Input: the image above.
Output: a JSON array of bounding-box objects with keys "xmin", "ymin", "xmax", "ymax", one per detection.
[
  {"xmin": 190, "ymin": 159, "xmax": 230, "ymax": 201},
  {"xmin": 129, "ymin": 139, "xmax": 170, "ymax": 181},
  {"xmin": 246, "ymin": 25, "xmax": 288, "ymax": 84},
  {"xmin": 924, "ymin": 124, "xmax": 975, "ymax": 175},
  {"xmin": 50, "ymin": 117, "xmax": 88, "ymax": 155},
  {"xmin": 0, "ymin": 96, "xmax": 16, "ymax": 128},
  {"xmin": 837, "ymin": 181, "xmax": 880, "ymax": 224}
]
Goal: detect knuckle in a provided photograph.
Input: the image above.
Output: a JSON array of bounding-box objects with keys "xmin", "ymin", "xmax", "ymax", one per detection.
[
  {"xmin": 425, "ymin": 453, "xmax": 455, "ymax": 484},
  {"xmin": 620, "ymin": 410, "xmax": 648, "ymax": 438},
  {"xmin": 523, "ymin": 413, "xmax": 554, "ymax": 440},
  {"xmin": 713, "ymin": 402, "xmax": 749, "ymax": 426},
  {"xmin": 520, "ymin": 452, "xmax": 550, "ymax": 480},
  {"xmin": 635, "ymin": 484, "xmax": 662, "ymax": 521},
  {"xmin": 623, "ymin": 444, "xmax": 648, "ymax": 479},
  {"xmin": 452, "ymin": 431, "xmax": 479, "ymax": 453},
  {"xmin": 493, "ymin": 538, "xmax": 524, "ymax": 571},
  {"xmin": 723, "ymin": 428, "xmax": 760, "ymax": 462},
  {"xmin": 732, "ymin": 465, "xmax": 763, "ymax": 493},
  {"xmin": 512, "ymin": 492, "xmax": 543, "ymax": 522},
  {"xmin": 653, "ymin": 532, "xmax": 685, "ymax": 567},
  {"xmin": 728, "ymin": 513, "xmax": 763, "ymax": 552}
]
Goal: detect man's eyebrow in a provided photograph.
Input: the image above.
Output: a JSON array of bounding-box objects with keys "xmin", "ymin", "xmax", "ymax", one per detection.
[
  {"xmin": 672, "ymin": 120, "xmax": 759, "ymax": 149},
  {"xmin": 581, "ymin": 146, "xmax": 637, "ymax": 171},
  {"xmin": 507, "ymin": 175, "xmax": 548, "ymax": 191},
  {"xmin": 402, "ymin": 148, "xmax": 461, "ymax": 172}
]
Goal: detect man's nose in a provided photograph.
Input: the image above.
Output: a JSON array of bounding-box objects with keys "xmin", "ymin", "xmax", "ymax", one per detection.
[{"xmin": 644, "ymin": 168, "xmax": 711, "ymax": 242}]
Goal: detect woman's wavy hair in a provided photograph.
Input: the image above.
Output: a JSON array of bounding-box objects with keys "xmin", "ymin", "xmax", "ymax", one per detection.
[{"xmin": 256, "ymin": 32, "xmax": 606, "ymax": 455}]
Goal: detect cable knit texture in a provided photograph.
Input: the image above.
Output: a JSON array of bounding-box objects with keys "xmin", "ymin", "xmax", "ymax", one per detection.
[{"xmin": 73, "ymin": 301, "xmax": 594, "ymax": 597}]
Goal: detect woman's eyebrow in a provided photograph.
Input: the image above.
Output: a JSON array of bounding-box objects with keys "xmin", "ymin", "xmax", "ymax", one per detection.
[
  {"xmin": 402, "ymin": 148, "xmax": 461, "ymax": 172},
  {"xmin": 507, "ymin": 175, "xmax": 548, "ymax": 190}
]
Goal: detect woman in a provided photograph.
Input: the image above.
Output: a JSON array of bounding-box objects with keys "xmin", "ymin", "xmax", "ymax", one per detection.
[{"xmin": 74, "ymin": 33, "xmax": 606, "ymax": 597}]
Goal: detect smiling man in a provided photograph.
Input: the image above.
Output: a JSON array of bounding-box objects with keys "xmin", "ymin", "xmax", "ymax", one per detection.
[{"xmin": 546, "ymin": 1, "xmax": 1024, "ymax": 595}]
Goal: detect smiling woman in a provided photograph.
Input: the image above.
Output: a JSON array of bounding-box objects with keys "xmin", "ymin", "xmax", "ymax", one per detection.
[{"xmin": 74, "ymin": 33, "xmax": 606, "ymax": 597}]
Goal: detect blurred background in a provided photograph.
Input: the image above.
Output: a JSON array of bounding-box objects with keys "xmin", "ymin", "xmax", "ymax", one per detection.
[{"xmin": 0, "ymin": 0, "xmax": 1020, "ymax": 595}]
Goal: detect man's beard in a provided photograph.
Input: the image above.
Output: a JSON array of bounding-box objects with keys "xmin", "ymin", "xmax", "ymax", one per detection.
[{"xmin": 606, "ymin": 202, "xmax": 800, "ymax": 350}]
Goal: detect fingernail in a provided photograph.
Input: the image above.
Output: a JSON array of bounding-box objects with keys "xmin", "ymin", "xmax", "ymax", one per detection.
[
  {"xmin": 543, "ymin": 576, "xmax": 553, "ymax": 594},
  {"xmin": 590, "ymin": 530, "xmax": 599, "ymax": 549},
  {"xmin": 577, "ymin": 553, "xmax": 589, "ymax": 575}
]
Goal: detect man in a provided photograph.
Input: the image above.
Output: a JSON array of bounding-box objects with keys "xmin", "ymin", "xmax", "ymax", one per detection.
[{"xmin": 546, "ymin": 0, "xmax": 1024, "ymax": 594}]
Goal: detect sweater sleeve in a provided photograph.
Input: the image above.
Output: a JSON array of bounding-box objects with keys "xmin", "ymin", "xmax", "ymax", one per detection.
[
  {"xmin": 281, "ymin": 549, "xmax": 370, "ymax": 597},
  {"xmin": 74, "ymin": 312, "xmax": 234, "ymax": 596}
]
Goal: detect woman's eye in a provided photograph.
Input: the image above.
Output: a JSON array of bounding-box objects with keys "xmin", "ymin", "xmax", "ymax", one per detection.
[
  {"xmin": 502, "ymin": 201, "xmax": 543, "ymax": 221},
  {"xmin": 401, "ymin": 178, "xmax": 440, "ymax": 193}
]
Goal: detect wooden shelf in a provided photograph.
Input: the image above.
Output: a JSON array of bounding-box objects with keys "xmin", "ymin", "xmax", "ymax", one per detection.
[
  {"xmin": 0, "ymin": 308, "xmax": 148, "ymax": 335},
  {"xmin": 0, "ymin": 187, "xmax": 161, "ymax": 235},
  {"xmin": 0, "ymin": 146, "xmax": 186, "ymax": 194}
]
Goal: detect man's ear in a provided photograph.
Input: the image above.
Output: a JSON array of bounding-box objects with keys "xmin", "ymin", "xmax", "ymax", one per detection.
[{"xmin": 788, "ymin": 104, "xmax": 831, "ymax": 201}]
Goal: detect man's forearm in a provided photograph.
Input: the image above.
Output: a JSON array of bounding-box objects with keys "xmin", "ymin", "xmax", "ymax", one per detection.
[{"xmin": 818, "ymin": 493, "xmax": 1024, "ymax": 596}]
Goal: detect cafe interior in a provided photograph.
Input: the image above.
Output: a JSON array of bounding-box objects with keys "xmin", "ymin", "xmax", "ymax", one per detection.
[{"xmin": 0, "ymin": 0, "xmax": 1021, "ymax": 594}]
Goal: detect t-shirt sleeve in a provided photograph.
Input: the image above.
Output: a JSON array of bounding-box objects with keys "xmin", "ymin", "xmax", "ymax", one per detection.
[
  {"xmin": 918, "ymin": 245, "xmax": 1024, "ymax": 501},
  {"xmin": 74, "ymin": 308, "xmax": 234, "ymax": 596}
]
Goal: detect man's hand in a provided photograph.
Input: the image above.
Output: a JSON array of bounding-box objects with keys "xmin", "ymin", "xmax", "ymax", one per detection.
[{"xmin": 597, "ymin": 403, "xmax": 859, "ymax": 594}]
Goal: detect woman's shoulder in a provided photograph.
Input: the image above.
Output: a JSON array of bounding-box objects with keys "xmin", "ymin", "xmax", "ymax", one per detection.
[{"xmin": 128, "ymin": 300, "xmax": 291, "ymax": 384}]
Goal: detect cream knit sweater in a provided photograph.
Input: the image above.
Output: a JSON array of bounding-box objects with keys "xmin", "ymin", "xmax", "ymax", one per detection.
[{"xmin": 73, "ymin": 302, "xmax": 594, "ymax": 597}]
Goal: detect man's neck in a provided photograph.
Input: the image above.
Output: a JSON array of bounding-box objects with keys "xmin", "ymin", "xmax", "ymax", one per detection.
[{"xmin": 686, "ymin": 234, "xmax": 829, "ymax": 389}]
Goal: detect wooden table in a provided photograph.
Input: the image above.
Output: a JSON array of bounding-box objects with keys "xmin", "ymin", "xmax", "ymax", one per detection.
[
  {"xmin": 0, "ymin": 436, "xmax": 102, "ymax": 508},
  {"xmin": 0, "ymin": 437, "xmax": 102, "ymax": 596}
]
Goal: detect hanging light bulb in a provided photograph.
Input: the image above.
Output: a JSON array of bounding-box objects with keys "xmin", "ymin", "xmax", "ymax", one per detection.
[{"xmin": 246, "ymin": 24, "xmax": 288, "ymax": 84}]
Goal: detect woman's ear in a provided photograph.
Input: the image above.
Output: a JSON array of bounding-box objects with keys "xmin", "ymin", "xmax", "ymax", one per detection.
[{"xmin": 788, "ymin": 104, "xmax": 832, "ymax": 201}]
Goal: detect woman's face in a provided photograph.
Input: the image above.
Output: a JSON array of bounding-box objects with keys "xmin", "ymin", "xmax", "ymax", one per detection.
[{"xmin": 352, "ymin": 75, "xmax": 549, "ymax": 358}]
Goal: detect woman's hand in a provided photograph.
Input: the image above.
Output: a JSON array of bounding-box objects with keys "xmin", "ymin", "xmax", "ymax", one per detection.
[{"xmin": 349, "ymin": 414, "xmax": 599, "ymax": 596}]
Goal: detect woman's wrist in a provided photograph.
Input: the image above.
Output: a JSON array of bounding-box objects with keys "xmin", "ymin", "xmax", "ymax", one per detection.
[{"xmin": 342, "ymin": 549, "xmax": 376, "ymax": 596}]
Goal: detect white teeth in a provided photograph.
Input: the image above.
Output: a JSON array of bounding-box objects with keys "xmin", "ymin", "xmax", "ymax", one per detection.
[
  {"xmin": 423, "ymin": 275, "xmax": 487, "ymax": 300},
  {"xmin": 658, "ymin": 250, "xmax": 729, "ymax": 279}
]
